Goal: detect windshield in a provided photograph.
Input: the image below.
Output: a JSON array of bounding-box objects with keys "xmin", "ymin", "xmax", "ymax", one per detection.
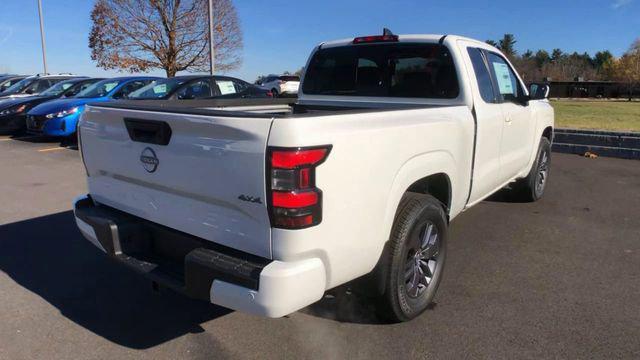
[
  {"xmin": 0, "ymin": 78, "xmax": 22, "ymax": 92},
  {"xmin": 2, "ymin": 77, "xmax": 35, "ymax": 94},
  {"xmin": 40, "ymin": 80, "xmax": 77, "ymax": 96},
  {"xmin": 302, "ymin": 43, "xmax": 459, "ymax": 99},
  {"xmin": 128, "ymin": 78, "xmax": 191, "ymax": 99},
  {"xmin": 76, "ymin": 79, "xmax": 122, "ymax": 98}
]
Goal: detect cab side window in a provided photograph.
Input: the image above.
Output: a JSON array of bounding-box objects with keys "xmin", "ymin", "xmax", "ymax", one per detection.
[
  {"xmin": 113, "ymin": 80, "xmax": 152, "ymax": 99},
  {"xmin": 233, "ymin": 80, "xmax": 248, "ymax": 93},
  {"xmin": 214, "ymin": 80, "xmax": 238, "ymax": 96},
  {"xmin": 26, "ymin": 79, "xmax": 52, "ymax": 94},
  {"xmin": 176, "ymin": 80, "xmax": 213, "ymax": 99},
  {"xmin": 66, "ymin": 82, "xmax": 93, "ymax": 97},
  {"xmin": 486, "ymin": 53, "xmax": 523, "ymax": 103},
  {"xmin": 467, "ymin": 48, "xmax": 497, "ymax": 103}
]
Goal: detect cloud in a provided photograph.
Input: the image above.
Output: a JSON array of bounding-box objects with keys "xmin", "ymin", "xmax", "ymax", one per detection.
[
  {"xmin": 612, "ymin": 0, "xmax": 633, "ymax": 9},
  {"xmin": 0, "ymin": 26, "xmax": 13, "ymax": 46}
]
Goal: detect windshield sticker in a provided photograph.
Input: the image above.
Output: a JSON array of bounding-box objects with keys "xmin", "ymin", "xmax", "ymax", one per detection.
[
  {"xmin": 104, "ymin": 83, "xmax": 118, "ymax": 93},
  {"xmin": 216, "ymin": 81, "xmax": 236, "ymax": 95},
  {"xmin": 153, "ymin": 84, "xmax": 167, "ymax": 94},
  {"xmin": 492, "ymin": 62, "xmax": 514, "ymax": 95}
]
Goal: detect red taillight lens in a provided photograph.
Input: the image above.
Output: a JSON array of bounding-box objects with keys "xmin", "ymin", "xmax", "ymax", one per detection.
[
  {"xmin": 268, "ymin": 146, "xmax": 331, "ymax": 229},
  {"xmin": 353, "ymin": 35, "xmax": 399, "ymax": 44},
  {"xmin": 266, "ymin": 91, "xmax": 274, "ymax": 98},
  {"xmin": 272, "ymin": 191, "xmax": 318, "ymax": 208},
  {"xmin": 298, "ymin": 168, "xmax": 311, "ymax": 188},
  {"xmin": 275, "ymin": 215, "xmax": 313, "ymax": 228},
  {"xmin": 272, "ymin": 148, "xmax": 329, "ymax": 169}
]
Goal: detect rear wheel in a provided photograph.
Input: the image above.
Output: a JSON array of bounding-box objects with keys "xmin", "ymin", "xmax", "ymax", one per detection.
[
  {"xmin": 376, "ymin": 193, "xmax": 448, "ymax": 322},
  {"xmin": 271, "ymin": 89, "xmax": 279, "ymax": 98},
  {"xmin": 513, "ymin": 137, "xmax": 551, "ymax": 202}
]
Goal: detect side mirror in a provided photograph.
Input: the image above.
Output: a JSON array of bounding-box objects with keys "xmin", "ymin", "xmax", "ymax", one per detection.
[{"xmin": 529, "ymin": 83, "xmax": 550, "ymax": 100}]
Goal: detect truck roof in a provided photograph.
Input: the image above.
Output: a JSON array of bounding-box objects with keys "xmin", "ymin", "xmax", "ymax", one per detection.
[{"xmin": 319, "ymin": 34, "xmax": 492, "ymax": 50}]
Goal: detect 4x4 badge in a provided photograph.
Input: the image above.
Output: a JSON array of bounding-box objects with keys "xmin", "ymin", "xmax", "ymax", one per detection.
[{"xmin": 238, "ymin": 195, "xmax": 262, "ymax": 204}]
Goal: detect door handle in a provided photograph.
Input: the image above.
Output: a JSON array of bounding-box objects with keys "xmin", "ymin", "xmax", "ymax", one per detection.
[
  {"xmin": 124, "ymin": 118, "xmax": 172, "ymax": 146},
  {"xmin": 505, "ymin": 116, "xmax": 513, "ymax": 123}
]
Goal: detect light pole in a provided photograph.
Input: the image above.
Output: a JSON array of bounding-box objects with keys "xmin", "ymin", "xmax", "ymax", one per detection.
[
  {"xmin": 37, "ymin": 0, "xmax": 48, "ymax": 74},
  {"xmin": 207, "ymin": 0, "xmax": 215, "ymax": 75}
]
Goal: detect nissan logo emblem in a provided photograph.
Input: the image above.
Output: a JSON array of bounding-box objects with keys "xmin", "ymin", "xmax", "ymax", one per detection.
[{"xmin": 140, "ymin": 147, "xmax": 159, "ymax": 173}]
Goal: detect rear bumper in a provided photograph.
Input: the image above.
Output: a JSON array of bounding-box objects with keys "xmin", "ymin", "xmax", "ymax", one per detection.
[{"xmin": 73, "ymin": 195, "xmax": 326, "ymax": 317}]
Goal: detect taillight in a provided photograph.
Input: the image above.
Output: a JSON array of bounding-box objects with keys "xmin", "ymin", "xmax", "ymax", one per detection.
[
  {"xmin": 268, "ymin": 146, "xmax": 331, "ymax": 229},
  {"xmin": 266, "ymin": 90, "xmax": 274, "ymax": 98}
]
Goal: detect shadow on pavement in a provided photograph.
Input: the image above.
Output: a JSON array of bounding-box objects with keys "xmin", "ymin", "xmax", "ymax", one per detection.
[
  {"xmin": 10, "ymin": 134, "xmax": 78, "ymax": 149},
  {"xmin": 0, "ymin": 211, "xmax": 230, "ymax": 349},
  {"xmin": 301, "ymin": 285, "xmax": 388, "ymax": 325},
  {"xmin": 301, "ymin": 283, "xmax": 438, "ymax": 325},
  {"xmin": 485, "ymin": 187, "xmax": 530, "ymax": 203}
]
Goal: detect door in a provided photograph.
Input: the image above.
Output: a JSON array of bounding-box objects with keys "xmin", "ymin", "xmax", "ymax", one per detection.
[
  {"xmin": 485, "ymin": 52, "xmax": 536, "ymax": 178},
  {"xmin": 460, "ymin": 44, "xmax": 507, "ymax": 204}
]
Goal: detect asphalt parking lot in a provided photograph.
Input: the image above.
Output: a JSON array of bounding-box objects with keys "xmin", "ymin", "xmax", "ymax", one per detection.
[{"xmin": 0, "ymin": 135, "xmax": 638, "ymax": 360}]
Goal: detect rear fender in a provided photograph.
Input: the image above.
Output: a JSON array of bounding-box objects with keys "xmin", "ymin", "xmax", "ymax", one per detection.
[
  {"xmin": 382, "ymin": 150, "xmax": 456, "ymax": 235},
  {"xmin": 361, "ymin": 151, "xmax": 456, "ymax": 295}
]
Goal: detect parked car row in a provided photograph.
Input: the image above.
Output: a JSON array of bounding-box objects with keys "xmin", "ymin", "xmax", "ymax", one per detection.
[{"xmin": 0, "ymin": 73, "xmax": 274, "ymax": 138}]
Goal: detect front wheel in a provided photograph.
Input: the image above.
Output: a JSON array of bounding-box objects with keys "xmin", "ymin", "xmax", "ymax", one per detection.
[
  {"xmin": 376, "ymin": 193, "xmax": 448, "ymax": 322},
  {"xmin": 513, "ymin": 137, "xmax": 552, "ymax": 202}
]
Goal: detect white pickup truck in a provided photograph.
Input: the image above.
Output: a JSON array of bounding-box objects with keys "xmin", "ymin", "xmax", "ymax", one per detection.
[{"xmin": 73, "ymin": 32, "xmax": 554, "ymax": 322}]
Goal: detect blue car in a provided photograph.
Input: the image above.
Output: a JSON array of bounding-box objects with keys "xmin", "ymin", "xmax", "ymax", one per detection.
[{"xmin": 26, "ymin": 76, "xmax": 158, "ymax": 137}]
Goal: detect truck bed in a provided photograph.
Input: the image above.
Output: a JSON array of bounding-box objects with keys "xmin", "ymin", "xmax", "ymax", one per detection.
[{"xmin": 90, "ymin": 98, "xmax": 441, "ymax": 119}]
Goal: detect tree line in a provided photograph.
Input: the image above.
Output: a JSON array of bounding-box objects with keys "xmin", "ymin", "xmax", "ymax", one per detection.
[{"xmin": 488, "ymin": 34, "xmax": 640, "ymax": 88}]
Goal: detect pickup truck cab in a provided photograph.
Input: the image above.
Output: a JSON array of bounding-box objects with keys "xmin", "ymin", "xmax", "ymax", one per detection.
[{"xmin": 73, "ymin": 32, "xmax": 553, "ymax": 322}]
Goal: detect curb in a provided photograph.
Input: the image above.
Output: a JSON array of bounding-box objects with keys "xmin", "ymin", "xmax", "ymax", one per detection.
[{"xmin": 552, "ymin": 128, "xmax": 640, "ymax": 160}]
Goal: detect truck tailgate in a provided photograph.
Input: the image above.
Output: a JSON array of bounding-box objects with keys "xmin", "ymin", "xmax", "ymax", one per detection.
[{"xmin": 79, "ymin": 105, "xmax": 274, "ymax": 259}]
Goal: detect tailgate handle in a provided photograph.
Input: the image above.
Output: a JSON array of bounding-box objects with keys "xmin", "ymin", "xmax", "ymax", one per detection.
[{"xmin": 124, "ymin": 118, "xmax": 172, "ymax": 146}]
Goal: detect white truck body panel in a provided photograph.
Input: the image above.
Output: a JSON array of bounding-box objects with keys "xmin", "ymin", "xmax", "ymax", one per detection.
[
  {"xmin": 75, "ymin": 33, "xmax": 554, "ymax": 318},
  {"xmin": 80, "ymin": 107, "xmax": 274, "ymax": 258}
]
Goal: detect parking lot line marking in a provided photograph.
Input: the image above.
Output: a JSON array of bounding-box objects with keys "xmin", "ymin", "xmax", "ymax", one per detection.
[
  {"xmin": 38, "ymin": 147, "xmax": 69, "ymax": 152},
  {"xmin": 0, "ymin": 136, "xmax": 39, "ymax": 142}
]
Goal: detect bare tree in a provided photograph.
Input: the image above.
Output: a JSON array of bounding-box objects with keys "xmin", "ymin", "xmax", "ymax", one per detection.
[{"xmin": 89, "ymin": 0, "xmax": 242, "ymax": 77}]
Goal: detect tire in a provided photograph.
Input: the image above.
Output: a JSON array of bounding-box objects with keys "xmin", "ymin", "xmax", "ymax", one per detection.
[
  {"xmin": 376, "ymin": 193, "xmax": 448, "ymax": 322},
  {"xmin": 513, "ymin": 137, "xmax": 551, "ymax": 202},
  {"xmin": 271, "ymin": 89, "xmax": 279, "ymax": 98}
]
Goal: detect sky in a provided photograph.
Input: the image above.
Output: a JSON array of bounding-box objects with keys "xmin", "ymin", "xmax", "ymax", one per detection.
[{"xmin": 0, "ymin": 0, "xmax": 639, "ymax": 82}]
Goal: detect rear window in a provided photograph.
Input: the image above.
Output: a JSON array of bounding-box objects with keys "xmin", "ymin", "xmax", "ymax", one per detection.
[
  {"xmin": 302, "ymin": 43, "xmax": 459, "ymax": 99},
  {"xmin": 279, "ymin": 76, "xmax": 300, "ymax": 82}
]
